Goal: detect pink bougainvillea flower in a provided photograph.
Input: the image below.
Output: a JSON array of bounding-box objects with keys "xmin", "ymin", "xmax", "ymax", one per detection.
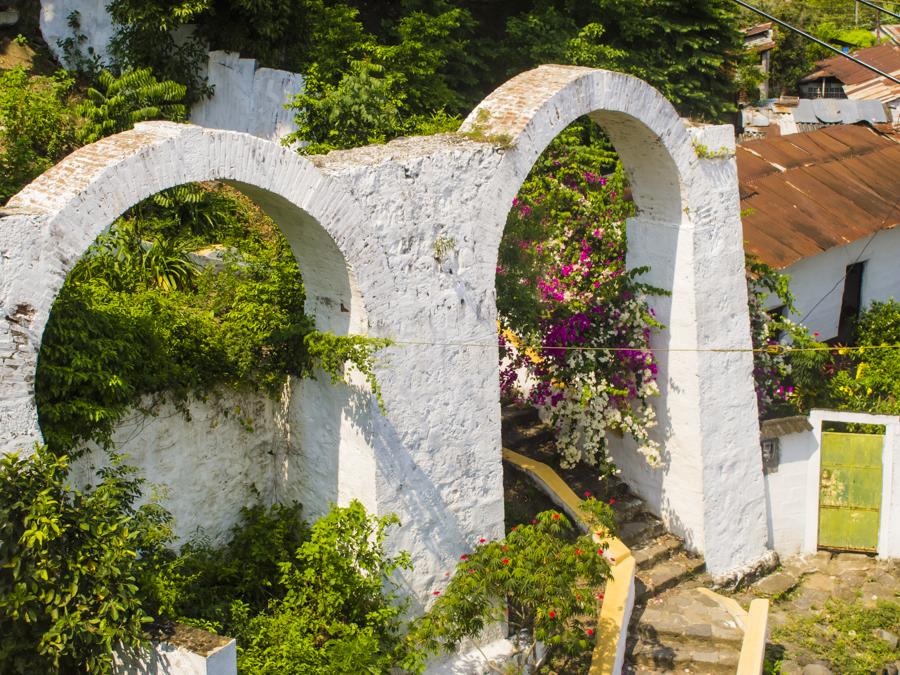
[
  {"xmin": 531, "ymin": 519, "xmax": 538, "ymax": 524},
  {"xmin": 609, "ymin": 498, "xmax": 616, "ymax": 505}
]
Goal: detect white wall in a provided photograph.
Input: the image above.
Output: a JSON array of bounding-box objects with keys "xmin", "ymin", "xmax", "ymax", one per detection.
[
  {"xmin": 40, "ymin": 0, "xmax": 115, "ymax": 66},
  {"xmin": 778, "ymin": 227, "xmax": 900, "ymax": 341},
  {"xmin": 70, "ymin": 373, "xmax": 371, "ymax": 548},
  {"xmin": 191, "ymin": 51, "xmax": 303, "ymax": 144},
  {"xmin": 763, "ymin": 430, "xmax": 815, "ymax": 556},
  {"xmin": 763, "ymin": 410, "xmax": 900, "ymax": 559}
]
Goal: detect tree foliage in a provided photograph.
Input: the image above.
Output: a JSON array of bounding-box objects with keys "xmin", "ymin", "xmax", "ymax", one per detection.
[
  {"xmin": 0, "ymin": 445, "xmax": 174, "ymax": 674},
  {"xmin": 77, "ymin": 68, "xmax": 187, "ymax": 145},
  {"xmin": 0, "ymin": 67, "xmax": 76, "ymax": 204}
]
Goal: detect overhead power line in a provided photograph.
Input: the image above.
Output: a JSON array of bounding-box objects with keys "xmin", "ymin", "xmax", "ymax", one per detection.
[
  {"xmin": 855, "ymin": 0, "xmax": 900, "ymax": 22},
  {"xmin": 733, "ymin": 0, "xmax": 900, "ymax": 85}
]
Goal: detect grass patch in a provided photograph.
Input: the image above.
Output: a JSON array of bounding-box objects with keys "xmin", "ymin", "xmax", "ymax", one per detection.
[{"xmin": 771, "ymin": 598, "xmax": 900, "ymax": 673}]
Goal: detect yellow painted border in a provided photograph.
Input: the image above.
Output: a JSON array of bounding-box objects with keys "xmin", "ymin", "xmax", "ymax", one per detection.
[{"xmin": 502, "ymin": 448, "xmax": 634, "ymax": 675}]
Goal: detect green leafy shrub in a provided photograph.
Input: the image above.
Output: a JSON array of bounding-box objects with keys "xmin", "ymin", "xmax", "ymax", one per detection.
[
  {"xmin": 0, "ymin": 445, "xmax": 174, "ymax": 673},
  {"xmin": 77, "ymin": 68, "xmax": 187, "ymax": 144},
  {"xmin": 235, "ymin": 501, "xmax": 422, "ymax": 673},
  {"xmin": 0, "ymin": 67, "xmax": 77, "ymax": 204},
  {"xmin": 413, "ymin": 501, "xmax": 616, "ymax": 671},
  {"xmin": 790, "ymin": 300, "xmax": 900, "ymax": 415},
  {"xmin": 144, "ymin": 502, "xmax": 311, "ymax": 635}
]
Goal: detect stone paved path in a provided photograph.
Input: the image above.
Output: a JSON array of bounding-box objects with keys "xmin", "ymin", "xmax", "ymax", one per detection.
[{"xmin": 728, "ymin": 551, "xmax": 900, "ymax": 674}]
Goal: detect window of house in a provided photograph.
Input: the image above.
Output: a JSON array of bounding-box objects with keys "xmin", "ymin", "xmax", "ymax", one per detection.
[{"xmin": 837, "ymin": 261, "xmax": 865, "ymax": 345}]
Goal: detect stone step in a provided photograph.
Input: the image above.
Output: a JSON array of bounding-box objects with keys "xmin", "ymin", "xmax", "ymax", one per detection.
[
  {"xmin": 500, "ymin": 404, "xmax": 540, "ymax": 427},
  {"xmin": 632, "ymin": 534, "xmax": 684, "ymax": 570},
  {"xmin": 501, "ymin": 422, "xmax": 554, "ymax": 451},
  {"xmin": 635, "ymin": 555, "xmax": 706, "ymax": 601},
  {"xmin": 619, "ymin": 515, "xmax": 666, "ymax": 548},
  {"xmin": 628, "ymin": 637, "xmax": 740, "ymax": 674},
  {"xmin": 612, "ymin": 495, "xmax": 646, "ymax": 524}
]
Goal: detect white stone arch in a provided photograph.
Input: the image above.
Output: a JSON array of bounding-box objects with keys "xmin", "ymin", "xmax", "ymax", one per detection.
[
  {"xmin": 461, "ymin": 66, "xmax": 771, "ymax": 580},
  {"xmin": 0, "ymin": 122, "xmax": 391, "ymax": 518}
]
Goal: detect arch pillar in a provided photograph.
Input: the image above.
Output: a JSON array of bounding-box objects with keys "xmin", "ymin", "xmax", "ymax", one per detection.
[{"xmin": 461, "ymin": 66, "xmax": 770, "ymax": 581}]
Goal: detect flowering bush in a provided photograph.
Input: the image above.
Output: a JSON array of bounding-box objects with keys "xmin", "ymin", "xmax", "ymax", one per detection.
[
  {"xmin": 745, "ymin": 255, "xmax": 807, "ymax": 418},
  {"xmin": 497, "ymin": 126, "xmax": 664, "ymax": 471},
  {"xmin": 413, "ymin": 500, "xmax": 616, "ymax": 671}
]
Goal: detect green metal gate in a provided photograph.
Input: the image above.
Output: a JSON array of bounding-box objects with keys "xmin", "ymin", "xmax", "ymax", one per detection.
[{"xmin": 818, "ymin": 431, "xmax": 883, "ymax": 552}]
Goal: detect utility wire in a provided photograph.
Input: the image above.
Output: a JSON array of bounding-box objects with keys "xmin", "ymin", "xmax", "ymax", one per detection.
[
  {"xmin": 387, "ymin": 339, "xmax": 900, "ymax": 354},
  {"xmin": 733, "ymin": 0, "xmax": 900, "ymax": 85},
  {"xmin": 855, "ymin": 0, "xmax": 900, "ymax": 22},
  {"xmin": 798, "ymin": 197, "xmax": 899, "ymax": 324}
]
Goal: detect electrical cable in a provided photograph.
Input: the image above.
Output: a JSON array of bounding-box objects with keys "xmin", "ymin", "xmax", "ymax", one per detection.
[
  {"xmin": 798, "ymin": 197, "xmax": 899, "ymax": 324},
  {"xmin": 855, "ymin": 0, "xmax": 900, "ymax": 22}
]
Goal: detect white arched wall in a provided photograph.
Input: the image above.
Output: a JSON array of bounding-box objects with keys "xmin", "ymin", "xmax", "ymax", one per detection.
[
  {"xmin": 0, "ymin": 122, "xmax": 384, "ymax": 536},
  {"xmin": 1, "ymin": 66, "xmax": 771, "ymax": 599},
  {"xmin": 457, "ymin": 66, "xmax": 771, "ymax": 580}
]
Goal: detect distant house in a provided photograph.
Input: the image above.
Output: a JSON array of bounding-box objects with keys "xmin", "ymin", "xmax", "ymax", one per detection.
[
  {"xmin": 743, "ymin": 22, "xmax": 776, "ymax": 100},
  {"xmin": 738, "ymin": 124, "xmax": 900, "ymax": 343},
  {"xmin": 799, "ymin": 44, "xmax": 900, "ymax": 123}
]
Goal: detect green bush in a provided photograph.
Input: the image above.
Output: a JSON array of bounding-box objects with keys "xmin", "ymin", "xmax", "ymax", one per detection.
[
  {"xmin": 413, "ymin": 501, "xmax": 616, "ymax": 671},
  {"xmin": 0, "ymin": 445, "xmax": 173, "ymax": 673},
  {"xmin": 77, "ymin": 68, "xmax": 187, "ymax": 145},
  {"xmin": 0, "ymin": 67, "xmax": 77, "ymax": 204}
]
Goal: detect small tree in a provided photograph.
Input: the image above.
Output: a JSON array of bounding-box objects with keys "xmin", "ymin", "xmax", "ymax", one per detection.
[
  {"xmin": 414, "ymin": 500, "xmax": 616, "ymax": 672},
  {"xmin": 0, "ymin": 445, "xmax": 173, "ymax": 673},
  {"xmin": 77, "ymin": 68, "xmax": 187, "ymax": 145}
]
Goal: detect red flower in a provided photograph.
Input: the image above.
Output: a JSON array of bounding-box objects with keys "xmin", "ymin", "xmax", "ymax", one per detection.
[
  {"xmin": 433, "ymin": 591, "xmax": 441, "ymax": 596},
  {"xmin": 460, "ymin": 554, "xmax": 469, "ymax": 561},
  {"xmin": 609, "ymin": 498, "xmax": 616, "ymax": 505},
  {"xmin": 467, "ymin": 568, "xmax": 475, "ymax": 574},
  {"xmin": 597, "ymin": 549, "xmax": 604, "ymax": 556},
  {"xmin": 575, "ymin": 548, "xmax": 583, "ymax": 556},
  {"xmin": 596, "ymin": 593, "xmax": 605, "ymax": 600},
  {"xmin": 548, "ymin": 611, "xmax": 557, "ymax": 619},
  {"xmin": 586, "ymin": 628, "xmax": 594, "ymax": 636},
  {"xmin": 531, "ymin": 519, "xmax": 537, "ymax": 524},
  {"xmin": 584, "ymin": 490, "xmax": 592, "ymax": 498},
  {"xmin": 511, "ymin": 526, "xmax": 518, "ymax": 532},
  {"xmin": 501, "ymin": 558, "xmax": 510, "ymax": 565},
  {"xmin": 552, "ymin": 513, "xmax": 561, "ymax": 520},
  {"xmin": 479, "ymin": 538, "xmax": 486, "ymax": 543}
]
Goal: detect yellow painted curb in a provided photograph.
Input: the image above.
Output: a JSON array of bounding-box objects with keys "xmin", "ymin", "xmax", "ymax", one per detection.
[{"xmin": 502, "ymin": 448, "xmax": 635, "ymax": 675}]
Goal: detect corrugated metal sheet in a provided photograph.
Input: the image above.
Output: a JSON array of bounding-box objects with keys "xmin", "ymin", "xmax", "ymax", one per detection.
[
  {"xmin": 739, "ymin": 125, "xmax": 900, "ymax": 268},
  {"xmin": 802, "ymin": 44, "xmax": 900, "ymax": 105}
]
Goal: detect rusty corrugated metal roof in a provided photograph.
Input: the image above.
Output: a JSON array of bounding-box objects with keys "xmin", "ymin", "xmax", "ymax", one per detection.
[
  {"xmin": 739, "ymin": 125, "xmax": 900, "ymax": 268},
  {"xmin": 802, "ymin": 44, "xmax": 900, "ymax": 104}
]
